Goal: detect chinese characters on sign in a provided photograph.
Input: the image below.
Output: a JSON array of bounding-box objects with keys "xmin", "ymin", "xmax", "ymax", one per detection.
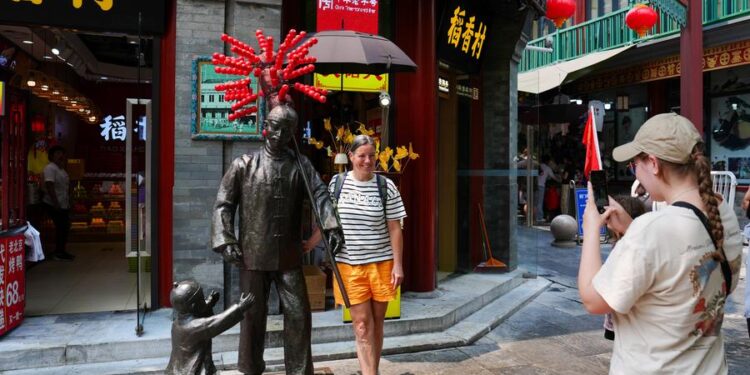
[
  {"xmin": 99, "ymin": 115, "xmax": 147, "ymax": 141},
  {"xmin": 456, "ymin": 84, "xmax": 479, "ymax": 100},
  {"xmin": 314, "ymin": 73, "xmax": 388, "ymax": 93},
  {"xmin": 100, "ymin": 115, "xmax": 126, "ymax": 141},
  {"xmin": 446, "ymin": 6, "xmax": 486, "ymax": 60},
  {"xmin": 317, "ymin": 0, "xmax": 379, "ymax": 34},
  {"xmin": 0, "ymin": 235, "xmax": 26, "ymax": 336},
  {"xmin": 11, "ymin": 0, "xmax": 114, "ymax": 11},
  {"xmin": 576, "ymin": 40, "xmax": 750, "ymax": 93}
]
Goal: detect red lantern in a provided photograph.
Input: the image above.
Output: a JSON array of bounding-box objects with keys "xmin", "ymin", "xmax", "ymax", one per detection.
[
  {"xmin": 31, "ymin": 115, "xmax": 45, "ymax": 133},
  {"xmin": 626, "ymin": 4, "xmax": 659, "ymax": 38},
  {"xmin": 546, "ymin": 0, "xmax": 576, "ymax": 29}
]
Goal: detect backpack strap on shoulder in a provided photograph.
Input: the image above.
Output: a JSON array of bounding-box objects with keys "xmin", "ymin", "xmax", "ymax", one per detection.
[
  {"xmin": 376, "ymin": 173, "xmax": 388, "ymax": 218},
  {"xmin": 672, "ymin": 201, "xmax": 732, "ymax": 294},
  {"xmin": 334, "ymin": 171, "xmax": 348, "ymax": 202}
]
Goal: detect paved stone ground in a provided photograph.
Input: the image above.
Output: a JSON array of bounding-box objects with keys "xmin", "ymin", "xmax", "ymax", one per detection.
[{"xmin": 310, "ymin": 226, "xmax": 750, "ymax": 375}]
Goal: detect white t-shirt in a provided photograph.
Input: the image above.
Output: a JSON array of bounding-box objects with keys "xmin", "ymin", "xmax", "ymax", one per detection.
[
  {"xmin": 538, "ymin": 163, "xmax": 556, "ymax": 187},
  {"xmin": 329, "ymin": 173, "xmax": 407, "ymax": 265},
  {"xmin": 43, "ymin": 162, "xmax": 70, "ymax": 209},
  {"xmin": 593, "ymin": 202, "xmax": 743, "ymax": 375}
]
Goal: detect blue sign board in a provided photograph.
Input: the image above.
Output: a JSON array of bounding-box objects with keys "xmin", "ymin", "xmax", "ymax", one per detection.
[{"xmin": 574, "ymin": 188, "xmax": 606, "ymax": 237}]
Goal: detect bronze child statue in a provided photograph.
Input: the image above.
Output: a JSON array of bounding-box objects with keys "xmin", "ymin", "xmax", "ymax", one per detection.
[{"xmin": 166, "ymin": 280, "xmax": 255, "ymax": 375}]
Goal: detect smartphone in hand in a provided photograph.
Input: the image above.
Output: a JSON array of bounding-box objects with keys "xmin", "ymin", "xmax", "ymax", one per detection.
[{"xmin": 589, "ymin": 170, "xmax": 609, "ymax": 214}]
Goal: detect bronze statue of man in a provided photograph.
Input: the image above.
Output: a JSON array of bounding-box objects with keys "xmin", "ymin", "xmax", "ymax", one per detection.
[{"xmin": 211, "ymin": 104, "xmax": 342, "ymax": 375}]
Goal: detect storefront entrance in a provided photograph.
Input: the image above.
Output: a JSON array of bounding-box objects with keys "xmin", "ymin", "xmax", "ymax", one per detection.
[{"xmin": 0, "ymin": 22, "xmax": 156, "ymax": 317}]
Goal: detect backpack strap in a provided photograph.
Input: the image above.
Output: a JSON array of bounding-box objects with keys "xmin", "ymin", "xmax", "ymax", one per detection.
[
  {"xmin": 672, "ymin": 201, "xmax": 732, "ymax": 294},
  {"xmin": 334, "ymin": 171, "xmax": 347, "ymax": 203},
  {"xmin": 375, "ymin": 173, "xmax": 388, "ymax": 218}
]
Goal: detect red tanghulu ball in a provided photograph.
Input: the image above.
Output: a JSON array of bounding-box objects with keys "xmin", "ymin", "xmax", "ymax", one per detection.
[
  {"xmin": 626, "ymin": 4, "xmax": 658, "ymax": 38},
  {"xmin": 546, "ymin": 0, "xmax": 576, "ymax": 29}
]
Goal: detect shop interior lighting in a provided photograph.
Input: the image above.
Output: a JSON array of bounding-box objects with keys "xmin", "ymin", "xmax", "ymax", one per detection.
[
  {"xmin": 379, "ymin": 91, "xmax": 391, "ymax": 107},
  {"xmin": 732, "ymin": 103, "xmax": 738, "ymax": 110},
  {"xmin": 51, "ymin": 39, "xmax": 64, "ymax": 56},
  {"xmin": 22, "ymin": 40, "xmax": 33, "ymax": 44},
  {"xmin": 604, "ymin": 102, "xmax": 612, "ymax": 110},
  {"xmin": 26, "ymin": 71, "xmax": 37, "ymax": 87}
]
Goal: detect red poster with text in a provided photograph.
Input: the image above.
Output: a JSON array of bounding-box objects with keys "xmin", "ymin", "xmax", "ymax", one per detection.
[
  {"xmin": 0, "ymin": 235, "xmax": 25, "ymax": 336},
  {"xmin": 316, "ymin": 0, "xmax": 379, "ymax": 34}
]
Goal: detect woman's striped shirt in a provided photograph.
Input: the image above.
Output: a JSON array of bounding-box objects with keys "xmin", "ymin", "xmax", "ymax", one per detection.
[{"xmin": 329, "ymin": 172, "xmax": 407, "ymax": 265}]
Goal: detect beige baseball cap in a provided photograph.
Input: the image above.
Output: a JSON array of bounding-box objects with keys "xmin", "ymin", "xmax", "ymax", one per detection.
[{"xmin": 612, "ymin": 113, "xmax": 703, "ymax": 164}]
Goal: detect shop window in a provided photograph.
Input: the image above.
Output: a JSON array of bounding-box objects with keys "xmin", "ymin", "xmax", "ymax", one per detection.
[{"xmin": 209, "ymin": 95, "xmax": 215, "ymax": 103}]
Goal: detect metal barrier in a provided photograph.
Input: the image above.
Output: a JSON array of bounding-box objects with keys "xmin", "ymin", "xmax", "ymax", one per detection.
[{"xmin": 711, "ymin": 171, "xmax": 737, "ymax": 207}]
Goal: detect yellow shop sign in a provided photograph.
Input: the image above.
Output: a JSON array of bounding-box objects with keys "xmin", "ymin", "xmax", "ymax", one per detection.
[{"xmin": 314, "ymin": 73, "xmax": 389, "ymax": 93}]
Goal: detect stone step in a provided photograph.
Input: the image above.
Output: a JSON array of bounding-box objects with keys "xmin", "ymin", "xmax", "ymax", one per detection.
[{"xmin": 3, "ymin": 277, "xmax": 550, "ymax": 375}]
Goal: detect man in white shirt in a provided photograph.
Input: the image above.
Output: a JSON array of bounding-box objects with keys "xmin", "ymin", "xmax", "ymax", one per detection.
[{"xmin": 43, "ymin": 145, "xmax": 74, "ymax": 261}]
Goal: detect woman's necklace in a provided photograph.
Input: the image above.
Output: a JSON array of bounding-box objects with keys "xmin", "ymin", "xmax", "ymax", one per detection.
[{"xmin": 671, "ymin": 186, "xmax": 699, "ymax": 202}]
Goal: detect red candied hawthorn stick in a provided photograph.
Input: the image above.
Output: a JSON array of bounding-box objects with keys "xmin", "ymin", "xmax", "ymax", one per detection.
[
  {"xmin": 278, "ymin": 84, "xmax": 290, "ymax": 102},
  {"xmin": 231, "ymin": 93, "xmax": 260, "ymax": 111},
  {"xmin": 228, "ymin": 106, "xmax": 258, "ymax": 121},
  {"xmin": 214, "ymin": 29, "xmax": 325, "ymax": 120},
  {"xmin": 215, "ymin": 78, "xmax": 251, "ymax": 92}
]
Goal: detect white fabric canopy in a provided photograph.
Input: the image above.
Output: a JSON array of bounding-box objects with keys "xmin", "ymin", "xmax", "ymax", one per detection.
[{"xmin": 518, "ymin": 45, "xmax": 633, "ymax": 94}]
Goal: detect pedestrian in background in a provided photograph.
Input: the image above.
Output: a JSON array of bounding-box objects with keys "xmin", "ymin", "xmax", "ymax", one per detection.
[
  {"xmin": 43, "ymin": 145, "xmax": 74, "ymax": 261},
  {"xmin": 578, "ymin": 113, "xmax": 743, "ymax": 374},
  {"xmin": 536, "ymin": 154, "xmax": 560, "ymax": 223}
]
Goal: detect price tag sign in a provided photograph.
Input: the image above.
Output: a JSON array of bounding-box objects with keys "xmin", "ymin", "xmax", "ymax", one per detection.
[{"xmin": 0, "ymin": 234, "xmax": 26, "ymax": 336}]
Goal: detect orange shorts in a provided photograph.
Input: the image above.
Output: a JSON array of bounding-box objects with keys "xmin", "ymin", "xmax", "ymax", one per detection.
[{"xmin": 333, "ymin": 260, "xmax": 396, "ymax": 306}]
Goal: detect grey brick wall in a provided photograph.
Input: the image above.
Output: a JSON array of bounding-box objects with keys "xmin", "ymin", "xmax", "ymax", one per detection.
[{"xmin": 173, "ymin": 0, "xmax": 281, "ymax": 302}]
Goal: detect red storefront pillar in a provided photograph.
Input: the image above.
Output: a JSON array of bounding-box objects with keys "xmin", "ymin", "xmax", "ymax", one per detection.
[
  {"xmin": 158, "ymin": 0, "xmax": 176, "ymax": 306},
  {"xmin": 680, "ymin": 0, "xmax": 703, "ymax": 133},
  {"xmin": 394, "ymin": 0, "xmax": 437, "ymax": 292}
]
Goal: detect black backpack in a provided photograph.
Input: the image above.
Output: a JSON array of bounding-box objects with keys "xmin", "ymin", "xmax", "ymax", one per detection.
[{"xmin": 333, "ymin": 171, "xmax": 388, "ymax": 218}]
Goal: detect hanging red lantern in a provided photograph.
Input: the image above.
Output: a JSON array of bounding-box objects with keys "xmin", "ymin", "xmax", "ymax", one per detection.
[
  {"xmin": 626, "ymin": 4, "xmax": 659, "ymax": 38},
  {"xmin": 546, "ymin": 0, "xmax": 576, "ymax": 29},
  {"xmin": 31, "ymin": 115, "xmax": 45, "ymax": 133}
]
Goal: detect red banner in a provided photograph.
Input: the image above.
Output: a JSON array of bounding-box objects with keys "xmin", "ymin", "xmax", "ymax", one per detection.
[
  {"xmin": 0, "ymin": 234, "xmax": 25, "ymax": 336},
  {"xmin": 316, "ymin": 0, "xmax": 379, "ymax": 34}
]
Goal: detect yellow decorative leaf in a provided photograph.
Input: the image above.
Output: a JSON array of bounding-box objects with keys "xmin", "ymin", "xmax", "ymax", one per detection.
[
  {"xmin": 326, "ymin": 146, "xmax": 333, "ymax": 157},
  {"xmin": 336, "ymin": 126, "xmax": 344, "ymax": 140},
  {"xmin": 408, "ymin": 142, "xmax": 420, "ymax": 160},
  {"xmin": 394, "ymin": 146, "xmax": 408, "ymax": 160},
  {"xmin": 375, "ymin": 138, "xmax": 381, "ymax": 153},
  {"xmin": 314, "ymin": 140, "xmax": 324, "ymax": 150},
  {"xmin": 379, "ymin": 160, "xmax": 389, "ymax": 171},
  {"xmin": 356, "ymin": 122, "xmax": 375, "ymax": 136},
  {"xmin": 324, "ymin": 118, "xmax": 332, "ymax": 131},
  {"xmin": 393, "ymin": 158, "xmax": 401, "ymax": 172}
]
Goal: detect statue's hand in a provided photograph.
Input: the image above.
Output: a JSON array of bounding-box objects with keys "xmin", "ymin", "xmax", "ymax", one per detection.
[
  {"xmin": 325, "ymin": 228, "xmax": 345, "ymax": 256},
  {"xmin": 221, "ymin": 244, "xmax": 243, "ymax": 266},
  {"xmin": 238, "ymin": 292, "xmax": 255, "ymax": 311}
]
